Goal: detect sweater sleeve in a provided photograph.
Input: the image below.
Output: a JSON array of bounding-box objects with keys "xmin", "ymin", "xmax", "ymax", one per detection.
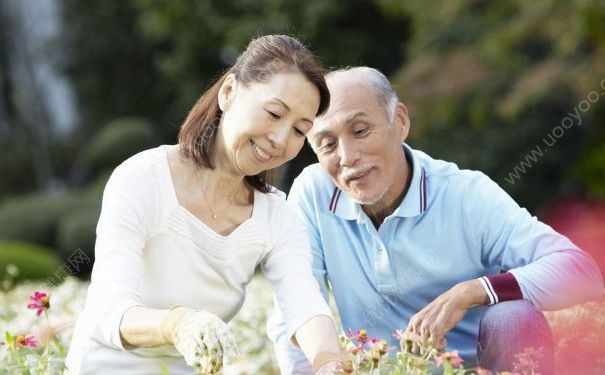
[
  {"xmin": 467, "ymin": 173, "xmax": 604, "ymax": 310},
  {"xmin": 266, "ymin": 175, "xmax": 330, "ymax": 374},
  {"xmin": 261, "ymin": 197, "xmax": 333, "ymax": 342},
  {"xmin": 86, "ymin": 161, "xmax": 155, "ymax": 350}
]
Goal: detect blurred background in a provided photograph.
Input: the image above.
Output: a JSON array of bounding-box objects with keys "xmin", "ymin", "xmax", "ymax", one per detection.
[
  {"xmin": 0, "ymin": 1, "xmax": 604, "ymax": 373},
  {"xmin": 2, "ymin": 0, "xmax": 604, "ymax": 282}
]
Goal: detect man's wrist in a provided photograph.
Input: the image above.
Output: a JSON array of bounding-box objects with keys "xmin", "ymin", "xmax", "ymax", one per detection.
[{"xmin": 456, "ymin": 279, "xmax": 490, "ymax": 308}]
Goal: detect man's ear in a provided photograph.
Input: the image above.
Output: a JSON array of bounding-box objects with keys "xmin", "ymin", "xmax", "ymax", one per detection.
[
  {"xmin": 394, "ymin": 102, "xmax": 410, "ymax": 142},
  {"xmin": 218, "ymin": 74, "xmax": 237, "ymax": 111}
]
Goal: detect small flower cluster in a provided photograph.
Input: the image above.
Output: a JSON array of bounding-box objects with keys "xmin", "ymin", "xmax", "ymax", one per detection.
[
  {"xmin": 27, "ymin": 291, "xmax": 51, "ymax": 317},
  {"xmin": 338, "ymin": 328, "xmax": 542, "ymax": 375},
  {"xmin": 2, "ymin": 290, "xmax": 66, "ymax": 374},
  {"xmin": 342, "ymin": 329, "xmax": 391, "ymax": 371}
]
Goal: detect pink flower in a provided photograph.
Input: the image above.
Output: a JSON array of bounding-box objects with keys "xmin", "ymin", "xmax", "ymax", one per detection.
[
  {"xmin": 436, "ymin": 351, "xmax": 464, "ymax": 368},
  {"xmin": 347, "ymin": 328, "xmax": 369, "ymax": 344},
  {"xmin": 346, "ymin": 344, "xmax": 363, "ymax": 355},
  {"xmin": 15, "ymin": 335, "xmax": 38, "ymax": 348},
  {"xmin": 27, "ymin": 291, "xmax": 50, "ymax": 316},
  {"xmin": 346, "ymin": 328, "xmax": 357, "ymax": 339},
  {"xmin": 393, "ymin": 329, "xmax": 406, "ymax": 341},
  {"xmin": 393, "ymin": 329, "xmax": 420, "ymax": 343},
  {"xmin": 394, "ymin": 329, "xmax": 421, "ymax": 352},
  {"xmin": 368, "ymin": 338, "xmax": 390, "ymax": 356},
  {"xmin": 513, "ymin": 346, "xmax": 544, "ymax": 373}
]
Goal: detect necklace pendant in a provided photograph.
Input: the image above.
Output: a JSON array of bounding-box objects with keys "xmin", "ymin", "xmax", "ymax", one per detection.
[{"xmin": 212, "ymin": 213, "xmax": 218, "ymax": 219}]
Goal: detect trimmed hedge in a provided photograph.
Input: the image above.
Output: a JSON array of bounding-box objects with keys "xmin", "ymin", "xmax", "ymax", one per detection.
[
  {"xmin": 56, "ymin": 207, "xmax": 99, "ymax": 276},
  {"xmin": 0, "ymin": 193, "xmax": 84, "ymax": 247},
  {"xmin": 0, "ymin": 241, "xmax": 61, "ymax": 282},
  {"xmin": 83, "ymin": 117, "xmax": 156, "ymax": 173}
]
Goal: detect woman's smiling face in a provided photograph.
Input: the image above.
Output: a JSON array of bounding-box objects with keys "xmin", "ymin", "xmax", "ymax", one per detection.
[{"xmin": 216, "ymin": 71, "xmax": 321, "ymax": 176}]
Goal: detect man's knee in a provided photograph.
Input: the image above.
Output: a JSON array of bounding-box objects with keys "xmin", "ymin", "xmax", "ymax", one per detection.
[
  {"xmin": 478, "ymin": 300, "xmax": 554, "ymax": 374},
  {"xmin": 480, "ymin": 300, "xmax": 549, "ymax": 337}
]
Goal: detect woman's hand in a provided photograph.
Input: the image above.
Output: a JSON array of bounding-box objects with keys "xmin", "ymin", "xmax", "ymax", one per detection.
[
  {"xmin": 313, "ymin": 352, "xmax": 352, "ymax": 374},
  {"xmin": 162, "ymin": 307, "xmax": 238, "ymax": 374}
]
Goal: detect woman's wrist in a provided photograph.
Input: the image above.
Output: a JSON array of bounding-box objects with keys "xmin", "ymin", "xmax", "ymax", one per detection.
[
  {"xmin": 159, "ymin": 306, "xmax": 192, "ymax": 344},
  {"xmin": 313, "ymin": 351, "xmax": 347, "ymax": 372}
]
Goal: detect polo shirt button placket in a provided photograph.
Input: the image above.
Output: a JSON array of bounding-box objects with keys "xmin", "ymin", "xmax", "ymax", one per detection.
[{"xmin": 374, "ymin": 240, "xmax": 394, "ymax": 293}]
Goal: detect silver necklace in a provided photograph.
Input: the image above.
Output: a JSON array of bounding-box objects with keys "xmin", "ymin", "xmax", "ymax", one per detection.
[{"xmin": 201, "ymin": 182, "xmax": 240, "ymax": 219}]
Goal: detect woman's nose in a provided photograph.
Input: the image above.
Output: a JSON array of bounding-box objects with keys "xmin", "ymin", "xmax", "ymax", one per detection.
[{"xmin": 267, "ymin": 125, "xmax": 289, "ymax": 150}]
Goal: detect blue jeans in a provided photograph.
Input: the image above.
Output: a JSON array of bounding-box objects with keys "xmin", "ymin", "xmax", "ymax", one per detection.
[{"xmin": 477, "ymin": 300, "xmax": 554, "ymax": 374}]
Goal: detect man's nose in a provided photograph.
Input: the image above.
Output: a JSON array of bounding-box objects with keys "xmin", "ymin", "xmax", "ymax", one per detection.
[{"xmin": 338, "ymin": 140, "xmax": 359, "ymax": 167}]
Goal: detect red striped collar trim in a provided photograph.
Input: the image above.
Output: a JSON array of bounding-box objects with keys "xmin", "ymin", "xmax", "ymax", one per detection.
[
  {"xmin": 328, "ymin": 187, "xmax": 342, "ymax": 213},
  {"xmin": 419, "ymin": 167, "xmax": 427, "ymax": 213},
  {"xmin": 327, "ymin": 164, "xmax": 427, "ymax": 216}
]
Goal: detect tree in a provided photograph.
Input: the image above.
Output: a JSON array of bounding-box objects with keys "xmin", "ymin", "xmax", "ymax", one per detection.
[{"xmin": 393, "ymin": 0, "xmax": 605, "ymax": 210}]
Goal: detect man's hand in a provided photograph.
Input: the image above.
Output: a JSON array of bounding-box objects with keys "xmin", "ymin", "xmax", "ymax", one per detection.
[{"xmin": 404, "ymin": 279, "xmax": 488, "ymax": 354}]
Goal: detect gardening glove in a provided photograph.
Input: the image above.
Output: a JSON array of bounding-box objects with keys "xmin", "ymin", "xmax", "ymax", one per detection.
[
  {"xmin": 313, "ymin": 352, "xmax": 353, "ymax": 375},
  {"xmin": 161, "ymin": 307, "xmax": 238, "ymax": 374}
]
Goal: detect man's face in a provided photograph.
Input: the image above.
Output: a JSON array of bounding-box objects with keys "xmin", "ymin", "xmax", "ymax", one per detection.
[{"xmin": 309, "ymin": 78, "xmax": 409, "ymax": 205}]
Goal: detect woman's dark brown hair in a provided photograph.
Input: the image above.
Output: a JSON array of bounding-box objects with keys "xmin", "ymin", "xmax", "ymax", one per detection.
[{"xmin": 178, "ymin": 34, "xmax": 330, "ymax": 193}]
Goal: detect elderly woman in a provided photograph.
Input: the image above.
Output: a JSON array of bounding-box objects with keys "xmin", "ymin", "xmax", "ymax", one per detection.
[{"xmin": 65, "ymin": 35, "xmax": 346, "ymax": 374}]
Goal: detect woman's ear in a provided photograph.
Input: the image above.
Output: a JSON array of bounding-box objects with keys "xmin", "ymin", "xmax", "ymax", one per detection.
[{"xmin": 218, "ymin": 74, "xmax": 238, "ymax": 111}]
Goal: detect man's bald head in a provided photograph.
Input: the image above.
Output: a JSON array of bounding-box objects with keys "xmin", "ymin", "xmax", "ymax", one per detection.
[{"xmin": 324, "ymin": 67, "xmax": 399, "ymax": 122}]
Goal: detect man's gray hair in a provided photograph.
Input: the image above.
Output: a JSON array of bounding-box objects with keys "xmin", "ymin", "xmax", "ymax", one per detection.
[{"xmin": 326, "ymin": 66, "xmax": 399, "ymax": 122}]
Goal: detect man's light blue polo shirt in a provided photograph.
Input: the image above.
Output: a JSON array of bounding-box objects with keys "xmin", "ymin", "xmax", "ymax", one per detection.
[{"xmin": 268, "ymin": 143, "xmax": 603, "ymax": 368}]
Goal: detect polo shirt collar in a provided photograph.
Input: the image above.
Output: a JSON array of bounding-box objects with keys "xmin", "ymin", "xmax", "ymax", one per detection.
[{"xmin": 328, "ymin": 143, "xmax": 427, "ymax": 221}]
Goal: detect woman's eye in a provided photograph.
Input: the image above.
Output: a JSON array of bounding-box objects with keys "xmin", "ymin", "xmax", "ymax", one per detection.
[
  {"xmin": 266, "ymin": 110, "xmax": 280, "ymax": 119},
  {"xmin": 354, "ymin": 128, "xmax": 369, "ymax": 136},
  {"xmin": 293, "ymin": 128, "xmax": 305, "ymax": 137}
]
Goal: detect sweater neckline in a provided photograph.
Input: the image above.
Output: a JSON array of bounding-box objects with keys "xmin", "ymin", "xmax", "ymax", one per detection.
[{"xmin": 159, "ymin": 145, "xmax": 262, "ymax": 239}]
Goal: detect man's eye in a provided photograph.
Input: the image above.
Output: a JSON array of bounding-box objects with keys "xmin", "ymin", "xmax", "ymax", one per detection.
[
  {"xmin": 321, "ymin": 142, "xmax": 336, "ymax": 152},
  {"xmin": 354, "ymin": 128, "xmax": 369, "ymax": 136}
]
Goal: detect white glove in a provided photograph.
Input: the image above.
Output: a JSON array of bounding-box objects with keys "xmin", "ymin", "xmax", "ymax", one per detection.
[
  {"xmin": 313, "ymin": 352, "xmax": 352, "ymax": 375},
  {"xmin": 162, "ymin": 307, "xmax": 238, "ymax": 374},
  {"xmin": 316, "ymin": 361, "xmax": 354, "ymax": 375},
  {"xmin": 315, "ymin": 361, "xmax": 341, "ymax": 375}
]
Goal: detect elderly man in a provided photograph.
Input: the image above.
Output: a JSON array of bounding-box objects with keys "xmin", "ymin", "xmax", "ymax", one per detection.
[{"xmin": 267, "ymin": 67, "xmax": 604, "ymax": 374}]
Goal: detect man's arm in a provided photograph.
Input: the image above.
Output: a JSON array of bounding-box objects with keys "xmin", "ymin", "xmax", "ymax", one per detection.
[
  {"xmin": 405, "ymin": 172, "xmax": 604, "ymax": 351},
  {"xmin": 471, "ymin": 174, "xmax": 604, "ymax": 310}
]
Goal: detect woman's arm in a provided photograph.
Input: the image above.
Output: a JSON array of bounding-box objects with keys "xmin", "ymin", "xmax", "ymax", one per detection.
[
  {"xmin": 294, "ymin": 315, "xmax": 345, "ymax": 372},
  {"xmin": 120, "ymin": 305, "xmax": 236, "ymax": 372},
  {"xmin": 119, "ymin": 306, "xmax": 170, "ymax": 348},
  {"xmin": 262, "ymin": 201, "xmax": 346, "ymax": 372},
  {"xmin": 86, "ymin": 162, "xmax": 152, "ymax": 349}
]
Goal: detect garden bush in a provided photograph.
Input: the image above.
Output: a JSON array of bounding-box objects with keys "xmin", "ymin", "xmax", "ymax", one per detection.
[
  {"xmin": 56, "ymin": 206, "xmax": 99, "ymax": 276},
  {"xmin": 0, "ymin": 193, "xmax": 85, "ymax": 247},
  {"xmin": 0, "ymin": 241, "xmax": 61, "ymax": 283},
  {"xmin": 83, "ymin": 117, "xmax": 157, "ymax": 174},
  {"xmin": 0, "ymin": 142, "xmax": 37, "ymax": 201}
]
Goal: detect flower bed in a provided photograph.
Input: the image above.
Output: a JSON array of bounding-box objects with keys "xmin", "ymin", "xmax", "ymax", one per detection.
[{"xmin": 1, "ymin": 274, "xmax": 604, "ymax": 374}]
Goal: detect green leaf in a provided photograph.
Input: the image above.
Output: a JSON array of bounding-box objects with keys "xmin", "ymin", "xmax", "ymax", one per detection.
[{"xmin": 5, "ymin": 330, "xmax": 14, "ymax": 347}]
